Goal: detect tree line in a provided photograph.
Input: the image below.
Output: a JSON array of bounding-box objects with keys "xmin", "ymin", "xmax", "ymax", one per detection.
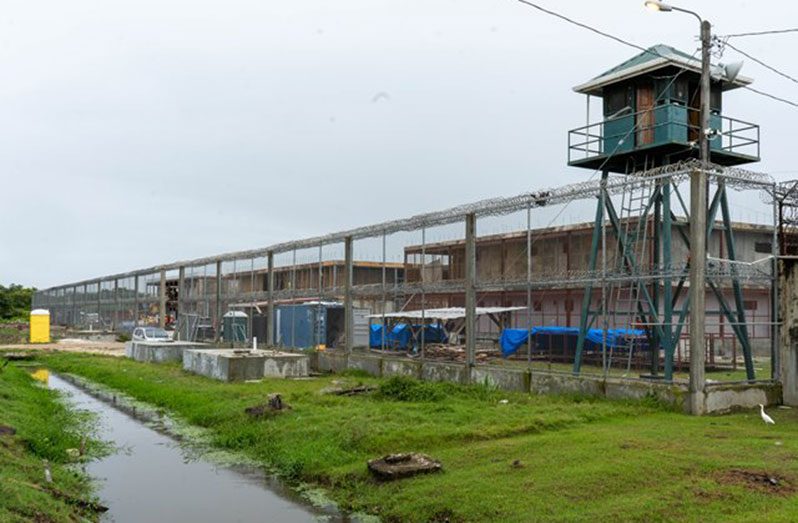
[{"xmin": 0, "ymin": 284, "xmax": 35, "ymax": 322}]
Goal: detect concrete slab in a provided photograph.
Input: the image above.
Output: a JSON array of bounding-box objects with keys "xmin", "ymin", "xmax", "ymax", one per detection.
[
  {"xmin": 183, "ymin": 349, "xmax": 267, "ymax": 382},
  {"xmin": 125, "ymin": 341, "xmax": 208, "ymax": 363}
]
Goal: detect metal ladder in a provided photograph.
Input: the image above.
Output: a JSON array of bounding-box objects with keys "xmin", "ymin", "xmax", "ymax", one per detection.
[{"xmin": 607, "ymin": 181, "xmax": 652, "ymax": 372}]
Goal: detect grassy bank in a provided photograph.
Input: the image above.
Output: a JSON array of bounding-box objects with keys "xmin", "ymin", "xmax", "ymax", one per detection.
[
  {"xmin": 0, "ymin": 363, "xmax": 101, "ymax": 522},
  {"xmin": 0, "ymin": 323, "xmax": 28, "ymax": 345},
  {"xmin": 41, "ymin": 352, "xmax": 798, "ymax": 522}
]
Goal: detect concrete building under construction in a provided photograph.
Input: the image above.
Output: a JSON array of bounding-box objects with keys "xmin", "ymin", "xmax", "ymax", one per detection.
[{"xmin": 33, "ymin": 43, "xmax": 795, "ymax": 414}]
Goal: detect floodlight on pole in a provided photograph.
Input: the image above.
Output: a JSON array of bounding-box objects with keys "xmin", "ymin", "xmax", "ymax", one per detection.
[
  {"xmin": 644, "ymin": 1, "xmax": 701, "ymax": 22},
  {"xmin": 724, "ymin": 61, "xmax": 744, "ymax": 83},
  {"xmin": 645, "ymin": 1, "xmax": 673, "ymax": 12}
]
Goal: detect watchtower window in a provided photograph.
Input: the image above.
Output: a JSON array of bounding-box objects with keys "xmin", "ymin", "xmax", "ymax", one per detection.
[
  {"xmin": 655, "ymin": 76, "xmax": 688, "ymax": 105},
  {"xmin": 604, "ymin": 85, "xmax": 633, "ymax": 118}
]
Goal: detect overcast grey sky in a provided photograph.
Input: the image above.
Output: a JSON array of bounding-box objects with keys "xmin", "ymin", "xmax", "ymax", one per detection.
[{"xmin": 2, "ymin": 0, "xmax": 796, "ymax": 288}]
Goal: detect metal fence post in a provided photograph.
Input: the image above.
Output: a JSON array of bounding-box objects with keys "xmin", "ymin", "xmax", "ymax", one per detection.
[
  {"xmin": 159, "ymin": 270, "xmax": 167, "ymax": 329},
  {"xmin": 267, "ymin": 251, "xmax": 275, "ymax": 346},
  {"xmin": 95, "ymin": 281, "xmax": 101, "ymax": 330},
  {"xmin": 178, "ymin": 266, "xmax": 185, "ymax": 339},
  {"xmin": 133, "ymin": 276, "xmax": 139, "ymax": 327},
  {"xmin": 465, "ymin": 213, "xmax": 477, "ymax": 382},
  {"xmin": 113, "ymin": 278, "xmax": 119, "ymax": 331},
  {"xmin": 345, "ymin": 235, "xmax": 354, "ymax": 353},
  {"xmin": 71, "ymin": 285, "xmax": 78, "ymax": 328},
  {"xmin": 83, "ymin": 283, "xmax": 89, "ymax": 329},
  {"xmin": 215, "ymin": 260, "xmax": 222, "ymax": 342}
]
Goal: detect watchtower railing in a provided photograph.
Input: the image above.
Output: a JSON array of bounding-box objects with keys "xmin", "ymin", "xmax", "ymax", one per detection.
[{"xmin": 568, "ymin": 103, "xmax": 760, "ymax": 165}]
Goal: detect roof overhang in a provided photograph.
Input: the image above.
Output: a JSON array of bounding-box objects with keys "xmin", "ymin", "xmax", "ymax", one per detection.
[{"xmin": 573, "ymin": 55, "xmax": 753, "ymax": 97}]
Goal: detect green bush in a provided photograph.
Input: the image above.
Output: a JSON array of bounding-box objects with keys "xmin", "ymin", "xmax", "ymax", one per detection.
[
  {"xmin": 376, "ymin": 376, "xmax": 445, "ymax": 402},
  {"xmin": 0, "ymin": 284, "xmax": 35, "ymax": 322}
]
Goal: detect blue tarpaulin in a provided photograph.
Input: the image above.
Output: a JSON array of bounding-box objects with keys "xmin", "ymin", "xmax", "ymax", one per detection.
[
  {"xmin": 370, "ymin": 324, "xmax": 448, "ymax": 350},
  {"xmin": 370, "ymin": 324, "xmax": 412, "ymax": 349},
  {"xmin": 499, "ymin": 327, "xmax": 646, "ymax": 357}
]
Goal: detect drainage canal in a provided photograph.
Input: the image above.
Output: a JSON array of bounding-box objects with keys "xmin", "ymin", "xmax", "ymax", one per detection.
[{"xmin": 47, "ymin": 373, "xmax": 332, "ymax": 522}]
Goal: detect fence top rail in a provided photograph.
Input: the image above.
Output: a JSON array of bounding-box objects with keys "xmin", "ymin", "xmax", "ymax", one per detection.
[{"xmin": 37, "ymin": 160, "xmax": 772, "ymax": 294}]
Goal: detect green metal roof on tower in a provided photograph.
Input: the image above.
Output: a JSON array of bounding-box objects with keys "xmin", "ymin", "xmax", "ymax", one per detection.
[
  {"xmin": 573, "ymin": 44, "xmax": 752, "ymax": 96},
  {"xmin": 567, "ymin": 43, "xmax": 759, "ymax": 173}
]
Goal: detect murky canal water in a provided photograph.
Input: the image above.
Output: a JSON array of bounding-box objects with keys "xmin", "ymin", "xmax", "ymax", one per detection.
[{"xmin": 48, "ymin": 373, "xmax": 325, "ymax": 523}]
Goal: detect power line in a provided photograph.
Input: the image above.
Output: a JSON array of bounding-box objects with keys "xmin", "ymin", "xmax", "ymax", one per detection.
[
  {"xmin": 743, "ymin": 85, "xmax": 798, "ymax": 108},
  {"xmin": 512, "ymin": 0, "xmax": 798, "ymax": 109},
  {"xmin": 722, "ymin": 40, "xmax": 798, "ymax": 85},
  {"xmin": 721, "ymin": 28, "xmax": 798, "ymax": 38},
  {"xmin": 513, "ymin": 0, "xmax": 649, "ymax": 55}
]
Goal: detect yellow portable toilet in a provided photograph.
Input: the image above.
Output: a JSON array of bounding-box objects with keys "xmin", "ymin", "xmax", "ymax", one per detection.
[{"xmin": 29, "ymin": 309, "xmax": 51, "ymax": 344}]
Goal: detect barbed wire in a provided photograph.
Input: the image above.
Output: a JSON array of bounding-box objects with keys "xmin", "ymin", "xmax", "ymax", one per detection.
[{"xmin": 37, "ymin": 161, "xmax": 774, "ymax": 292}]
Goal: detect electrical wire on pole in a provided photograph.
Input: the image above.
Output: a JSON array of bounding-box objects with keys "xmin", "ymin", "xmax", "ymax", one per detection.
[
  {"xmin": 720, "ymin": 39, "xmax": 798, "ymax": 85},
  {"xmin": 512, "ymin": 0, "xmax": 798, "ymax": 109},
  {"xmin": 720, "ymin": 28, "xmax": 798, "ymax": 38}
]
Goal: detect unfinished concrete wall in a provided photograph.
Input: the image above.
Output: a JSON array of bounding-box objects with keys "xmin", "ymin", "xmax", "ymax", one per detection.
[
  {"xmin": 348, "ymin": 353, "xmax": 382, "ymax": 376},
  {"xmin": 309, "ymin": 351, "xmax": 779, "ymax": 413},
  {"xmin": 705, "ymin": 382, "xmax": 782, "ymax": 414},
  {"xmin": 263, "ymin": 353, "xmax": 309, "ymax": 378},
  {"xmin": 780, "ymin": 259, "xmax": 798, "ymax": 405},
  {"xmin": 382, "ymin": 358, "xmax": 422, "ymax": 379},
  {"xmin": 316, "ymin": 351, "xmax": 349, "ymax": 373}
]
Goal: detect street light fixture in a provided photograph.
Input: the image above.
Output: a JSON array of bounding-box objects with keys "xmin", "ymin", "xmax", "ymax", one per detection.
[
  {"xmin": 644, "ymin": 1, "xmax": 711, "ymax": 414},
  {"xmin": 644, "ymin": 1, "xmax": 672, "ymax": 12}
]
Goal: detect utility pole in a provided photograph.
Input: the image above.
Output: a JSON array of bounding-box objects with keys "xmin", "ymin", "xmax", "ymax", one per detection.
[
  {"xmin": 645, "ymin": 2, "xmax": 710, "ymax": 414},
  {"xmin": 688, "ymin": 19, "xmax": 711, "ymax": 415}
]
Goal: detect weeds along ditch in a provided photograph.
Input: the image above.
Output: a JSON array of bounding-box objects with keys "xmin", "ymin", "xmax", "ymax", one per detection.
[{"xmin": 0, "ymin": 362, "xmax": 107, "ymax": 522}]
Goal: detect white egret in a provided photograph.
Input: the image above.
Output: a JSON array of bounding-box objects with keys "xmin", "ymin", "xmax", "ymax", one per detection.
[{"xmin": 759, "ymin": 404, "xmax": 775, "ymax": 425}]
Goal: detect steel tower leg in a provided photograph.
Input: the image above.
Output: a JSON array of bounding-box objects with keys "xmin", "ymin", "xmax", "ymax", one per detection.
[{"xmin": 573, "ymin": 172, "xmax": 607, "ymax": 375}]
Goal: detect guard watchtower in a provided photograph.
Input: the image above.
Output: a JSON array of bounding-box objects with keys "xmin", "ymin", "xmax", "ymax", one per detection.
[
  {"xmin": 567, "ymin": 44, "xmax": 759, "ymax": 173},
  {"xmin": 568, "ymin": 45, "xmax": 762, "ymax": 383}
]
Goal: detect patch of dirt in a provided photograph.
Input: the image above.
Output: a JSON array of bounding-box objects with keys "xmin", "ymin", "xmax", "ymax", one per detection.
[
  {"xmin": 716, "ymin": 469, "xmax": 796, "ymax": 495},
  {"xmin": 428, "ymin": 508, "xmax": 460, "ymax": 523},
  {"xmin": 0, "ymin": 424, "xmax": 16, "ymax": 436},
  {"xmin": 693, "ymin": 487, "xmax": 735, "ymax": 503},
  {"xmin": 31, "ymin": 512, "xmax": 56, "ymax": 523},
  {"xmin": 0, "ymin": 339, "xmax": 125, "ymax": 356}
]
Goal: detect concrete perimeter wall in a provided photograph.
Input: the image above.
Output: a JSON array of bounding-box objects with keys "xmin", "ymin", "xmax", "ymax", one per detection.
[{"xmin": 316, "ymin": 351, "xmax": 782, "ymax": 414}]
